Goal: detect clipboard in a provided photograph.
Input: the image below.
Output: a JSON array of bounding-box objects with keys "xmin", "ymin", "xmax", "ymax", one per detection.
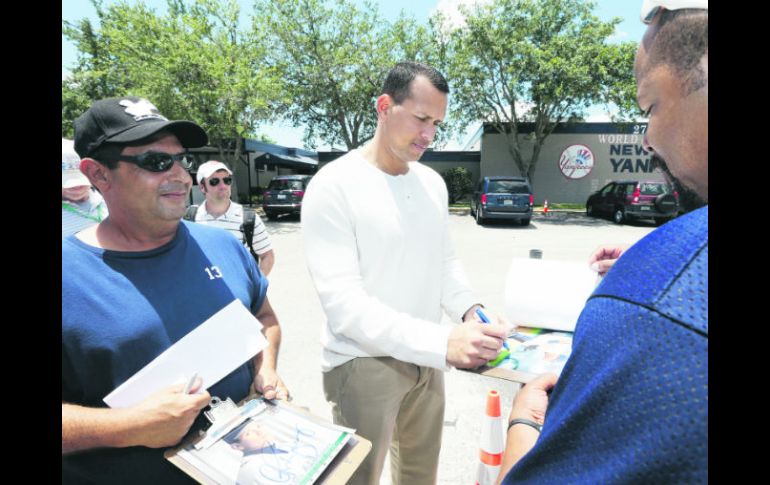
[{"xmin": 165, "ymin": 395, "xmax": 371, "ymax": 484}]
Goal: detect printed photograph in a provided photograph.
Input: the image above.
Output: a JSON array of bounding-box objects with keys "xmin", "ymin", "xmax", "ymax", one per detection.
[{"xmin": 175, "ymin": 404, "xmax": 351, "ymax": 484}]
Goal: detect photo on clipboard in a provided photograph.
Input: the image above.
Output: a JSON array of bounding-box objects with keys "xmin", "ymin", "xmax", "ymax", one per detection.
[
  {"xmin": 166, "ymin": 399, "xmax": 355, "ymax": 485},
  {"xmin": 480, "ymin": 328, "xmax": 574, "ymax": 383}
]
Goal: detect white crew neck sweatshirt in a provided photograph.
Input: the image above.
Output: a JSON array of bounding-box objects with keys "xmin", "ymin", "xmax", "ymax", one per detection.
[{"xmin": 301, "ymin": 149, "xmax": 478, "ymax": 371}]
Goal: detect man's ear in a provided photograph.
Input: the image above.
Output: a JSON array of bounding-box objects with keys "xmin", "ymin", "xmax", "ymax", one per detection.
[
  {"xmin": 199, "ymin": 181, "xmax": 207, "ymax": 195},
  {"xmin": 80, "ymin": 158, "xmax": 111, "ymax": 193},
  {"xmin": 376, "ymin": 94, "xmax": 393, "ymax": 120}
]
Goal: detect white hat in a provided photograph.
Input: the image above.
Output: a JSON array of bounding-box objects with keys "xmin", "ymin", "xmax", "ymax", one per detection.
[
  {"xmin": 196, "ymin": 160, "xmax": 233, "ymax": 185},
  {"xmin": 62, "ymin": 138, "xmax": 91, "ymax": 189},
  {"xmin": 640, "ymin": 0, "xmax": 708, "ymax": 23}
]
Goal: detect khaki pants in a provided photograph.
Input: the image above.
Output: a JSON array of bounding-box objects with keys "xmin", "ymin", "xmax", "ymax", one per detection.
[{"xmin": 323, "ymin": 357, "xmax": 445, "ymax": 485}]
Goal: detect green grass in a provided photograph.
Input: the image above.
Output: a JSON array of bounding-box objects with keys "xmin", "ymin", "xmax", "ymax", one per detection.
[{"xmin": 539, "ymin": 203, "xmax": 585, "ymax": 210}]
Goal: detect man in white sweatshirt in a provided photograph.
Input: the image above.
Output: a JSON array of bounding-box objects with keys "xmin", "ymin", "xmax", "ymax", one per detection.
[{"xmin": 301, "ymin": 61, "xmax": 509, "ymax": 485}]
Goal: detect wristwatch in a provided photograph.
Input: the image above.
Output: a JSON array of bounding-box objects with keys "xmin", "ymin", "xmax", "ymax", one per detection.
[{"xmin": 507, "ymin": 418, "xmax": 542, "ymax": 433}]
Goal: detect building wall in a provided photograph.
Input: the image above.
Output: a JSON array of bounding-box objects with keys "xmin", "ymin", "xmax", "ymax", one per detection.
[
  {"xmin": 243, "ymin": 155, "xmax": 278, "ymax": 191},
  {"xmin": 419, "ymin": 161, "xmax": 480, "ymax": 186},
  {"xmin": 481, "ymin": 124, "xmax": 665, "ymax": 204}
]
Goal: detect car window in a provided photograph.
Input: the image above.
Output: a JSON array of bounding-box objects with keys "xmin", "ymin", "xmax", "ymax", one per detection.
[
  {"xmin": 487, "ymin": 180, "xmax": 530, "ymax": 194},
  {"xmin": 268, "ymin": 179, "xmax": 303, "ymax": 190},
  {"xmin": 625, "ymin": 185, "xmax": 635, "ymax": 196},
  {"xmin": 615, "ymin": 185, "xmax": 628, "ymax": 196},
  {"xmin": 599, "ymin": 184, "xmax": 614, "ymax": 195},
  {"xmin": 639, "ymin": 183, "xmax": 671, "ymax": 195}
]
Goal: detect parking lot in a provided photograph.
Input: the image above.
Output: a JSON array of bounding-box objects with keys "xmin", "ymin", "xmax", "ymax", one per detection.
[{"xmin": 262, "ymin": 210, "xmax": 657, "ymax": 484}]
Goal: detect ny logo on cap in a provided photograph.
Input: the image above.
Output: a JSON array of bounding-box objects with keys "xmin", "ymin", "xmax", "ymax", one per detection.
[{"xmin": 119, "ymin": 99, "xmax": 168, "ymax": 122}]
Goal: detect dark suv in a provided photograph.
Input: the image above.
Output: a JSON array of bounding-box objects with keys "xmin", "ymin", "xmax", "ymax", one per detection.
[
  {"xmin": 262, "ymin": 175, "xmax": 313, "ymax": 220},
  {"xmin": 586, "ymin": 180, "xmax": 679, "ymax": 225},
  {"xmin": 471, "ymin": 176, "xmax": 534, "ymax": 226}
]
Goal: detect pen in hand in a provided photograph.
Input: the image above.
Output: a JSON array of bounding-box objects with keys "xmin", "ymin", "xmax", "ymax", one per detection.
[
  {"xmin": 475, "ymin": 307, "xmax": 510, "ymax": 350},
  {"xmin": 183, "ymin": 372, "xmax": 199, "ymax": 395}
]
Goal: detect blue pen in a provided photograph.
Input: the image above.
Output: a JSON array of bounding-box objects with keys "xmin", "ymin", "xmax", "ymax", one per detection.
[{"xmin": 475, "ymin": 307, "xmax": 510, "ymax": 350}]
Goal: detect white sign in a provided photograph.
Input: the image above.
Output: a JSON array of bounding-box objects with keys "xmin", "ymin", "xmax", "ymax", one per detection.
[{"xmin": 558, "ymin": 144, "xmax": 595, "ymax": 179}]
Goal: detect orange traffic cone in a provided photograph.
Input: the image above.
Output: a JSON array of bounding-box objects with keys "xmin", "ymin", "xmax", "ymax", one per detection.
[
  {"xmin": 476, "ymin": 390, "xmax": 504, "ymax": 485},
  {"xmin": 543, "ymin": 199, "xmax": 549, "ymax": 216}
]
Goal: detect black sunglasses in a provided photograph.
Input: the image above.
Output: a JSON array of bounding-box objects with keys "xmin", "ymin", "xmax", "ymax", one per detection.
[
  {"xmin": 101, "ymin": 151, "xmax": 194, "ymax": 173},
  {"xmin": 207, "ymin": 176, "xmax": 233, "ymax": 187}
]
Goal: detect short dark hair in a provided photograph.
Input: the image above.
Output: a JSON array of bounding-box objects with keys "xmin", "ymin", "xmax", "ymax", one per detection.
[
  {"xmin": 647, "ymin": 9, "xmax": 708, "ymax": 95},
  {"xmin": 89, "ymin": 143, "xmax": 122, "ymax": 170},
  {"xmin": 382, "ymin": 61, "xmax": 449, "ymax": 105}
]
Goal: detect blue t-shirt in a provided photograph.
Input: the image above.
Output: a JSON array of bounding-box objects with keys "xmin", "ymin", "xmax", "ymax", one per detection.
[
  {"xmin": 62, "ymin": 221, "xmax": 268, "ymax": 484},
  {"xmin": 503, "ymin": 206, "xmax": 708, "ymax": 484}
]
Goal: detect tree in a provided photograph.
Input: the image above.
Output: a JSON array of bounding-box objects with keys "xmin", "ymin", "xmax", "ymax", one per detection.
[
  {"xmin": 441, "ymin": 0, "xmax": 638, "ymax": 186},
  {"xmin": 62, "ymin": 0, "xmax": 282, "ymax": 191},
  {"xmin": 62, "ymin": 2, "xmax": 138, "ymax": 137},
  {"xmin": 253, "ymin": 0, "xmax": 451, "ymax": 150},
  {"xmin": 442, "ymin": 167, "xmax": 473, "ymax": 204}
]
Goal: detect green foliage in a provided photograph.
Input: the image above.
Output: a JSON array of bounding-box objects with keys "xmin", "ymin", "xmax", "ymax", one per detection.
[
  {"xmin": 442, "ymin": 167, "xmax": 473, "ymax": 204},
  {"xmin": 62, "ymin": 0, "xmax": 460, "ymax": 153},
  {"xmin": 439, "ymin": 0, "xmax": 637, "ymax": 186},
  {"xmin": 62, "ymin": 6, "xmax": 137, "ymax": 137},
  {"xmin": 252, "ymin": 0, "xmax": 452, "ymax": 149},
  {"xmin": 62, "ymin": 0, "xmax": 282, "ymax": 191}
]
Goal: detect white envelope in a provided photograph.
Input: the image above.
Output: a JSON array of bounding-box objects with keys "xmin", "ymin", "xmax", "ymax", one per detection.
[
  {"xmin": 104, "ymin": 299, "xmax": 268, "ymax": 408},
  {"xmin": 504, "ymin": 258, "xmax": 600, "ymax": 332}
]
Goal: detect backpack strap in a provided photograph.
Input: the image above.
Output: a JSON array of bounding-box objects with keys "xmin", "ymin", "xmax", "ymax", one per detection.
[
  {"xmin": 240, "ymin": 209, "xmax": 260, "ymax": 263},
  {"xmin": 184, "ymin": 205, "xmax": 199, "ymax": 222}
]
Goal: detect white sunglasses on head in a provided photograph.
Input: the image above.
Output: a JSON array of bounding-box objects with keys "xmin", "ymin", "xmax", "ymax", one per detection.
[{"xmin": 640, "ymin": 0, "xmax": 708, "ymax": 24}]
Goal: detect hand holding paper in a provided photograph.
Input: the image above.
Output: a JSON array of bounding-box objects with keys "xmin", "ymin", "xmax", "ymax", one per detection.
[
  {"xmin": 104, "ymin": 300, "xmax": 269, "ymax": 408},
  {"xmin": 123, "ymin": 382, "xmax": 211, "ymax": 449},
  {"xmin": 588, "ymin": 245, "xmax": 628, "ymax": 277},
  {"xmin": 254, "ymin": 367, "xmax": 289, "ymax": 401}
]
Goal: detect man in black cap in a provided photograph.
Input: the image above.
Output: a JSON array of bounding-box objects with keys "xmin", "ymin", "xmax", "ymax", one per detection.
[{"xmin": 62, "ymin": 97, "xmax": 289, "ymax": 483}]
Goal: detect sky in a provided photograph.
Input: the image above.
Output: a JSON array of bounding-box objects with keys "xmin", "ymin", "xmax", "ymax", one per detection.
[{"xmin": 62, "ymin": 0, "xmax": 646, "ymax": 150}]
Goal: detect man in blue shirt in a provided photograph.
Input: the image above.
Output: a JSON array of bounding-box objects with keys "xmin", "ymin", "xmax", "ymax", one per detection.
[
  {"xmin": 62, "ymin": 97, "xmax": 289, "ymax": 483},
  {"xmin": 498, "ymin": 1, "xmax": 708, "ymax": 483}
]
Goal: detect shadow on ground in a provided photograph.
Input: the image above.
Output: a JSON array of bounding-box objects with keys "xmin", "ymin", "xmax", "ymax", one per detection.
[
  {"xmin": 465, "ymin": 211, "xmax": 659, "ymax": 228},
  {"xmin": 262, "ymin": 213, "xmax": 303, "ymax": 234}
]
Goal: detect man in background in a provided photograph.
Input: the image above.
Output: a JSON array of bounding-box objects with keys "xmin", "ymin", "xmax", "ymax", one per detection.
[{"xmin": 189, "ymin": 160, "xmax": 275, "ymax": 276}]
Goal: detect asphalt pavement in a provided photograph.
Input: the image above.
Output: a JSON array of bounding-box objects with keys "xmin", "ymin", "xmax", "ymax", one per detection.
[{"xmin": 261, "ymin": 210, "xmax": 656, "ymax": 484}]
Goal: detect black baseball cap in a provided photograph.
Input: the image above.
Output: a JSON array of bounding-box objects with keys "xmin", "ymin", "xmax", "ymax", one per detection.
[{"xmin": 73, "ymin": 96, "xmax": 208, "ymax": 159}]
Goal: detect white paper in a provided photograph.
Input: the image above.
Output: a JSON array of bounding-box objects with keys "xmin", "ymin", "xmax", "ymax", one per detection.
[
  {"xmin": 104, "ymin": 299, "xmax": 268, "ymax": 408},
  {"xmin": 504, "ymin": 258, "xmax": 600, "ymax": 332}
]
